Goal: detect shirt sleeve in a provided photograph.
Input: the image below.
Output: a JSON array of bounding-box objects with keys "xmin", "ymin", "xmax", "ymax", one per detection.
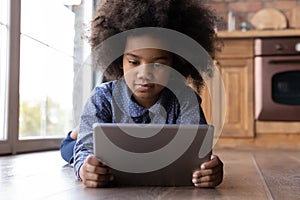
[
  {"xmin": 175, "ymin": 86, "xmax": 207, "ymax": 125},
  {"xmin": 73, "ymin": 83, "xmax": 113, "ymax": 179}
]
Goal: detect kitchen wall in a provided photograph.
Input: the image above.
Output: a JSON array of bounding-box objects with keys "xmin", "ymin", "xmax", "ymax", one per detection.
[{"xmin": 204, "ymin": 0, "xmax": 300, "ymax": 30}]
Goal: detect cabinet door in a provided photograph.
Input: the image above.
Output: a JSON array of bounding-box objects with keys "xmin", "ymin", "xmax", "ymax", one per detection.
[
  {"xmin": 201, "ymin": 39, "xmax": 254, "ymax": 138},
  {"xmin": 219, "ymin": 58, "xmax": 254, "ymax": 137},
  {"xmin": 201, "ymin": 58, "xmax": 254, "ymax": 138}
]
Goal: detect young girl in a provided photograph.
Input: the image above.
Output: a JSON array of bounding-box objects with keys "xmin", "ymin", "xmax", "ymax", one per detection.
[{"xmin": 62, "ymin": 0, "xmax": 223, "ymax": 188}]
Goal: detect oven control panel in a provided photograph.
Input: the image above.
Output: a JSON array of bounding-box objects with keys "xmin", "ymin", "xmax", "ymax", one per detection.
[
  {"xmin": 296, "ymin": 43, "xmax": 300, "ymax": 52},
  {"xmin": 255, "ymin": 37, "xmax": 300, "ymax": 56}
]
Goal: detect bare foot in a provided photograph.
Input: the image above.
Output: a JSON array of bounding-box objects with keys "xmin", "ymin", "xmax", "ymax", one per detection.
[{"xmin": 70, "ymin": 127, "xmax": 79, "ymax": 140}]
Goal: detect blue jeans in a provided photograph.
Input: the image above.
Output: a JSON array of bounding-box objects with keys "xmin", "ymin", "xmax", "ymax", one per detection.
[{"xmin": 60, "ymin": 131, "xmax": 76, "ymax": 164}]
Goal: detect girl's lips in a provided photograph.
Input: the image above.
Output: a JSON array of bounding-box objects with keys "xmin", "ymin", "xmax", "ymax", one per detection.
[{"xmin": 135, "ymin": 83, "xmax": 154, "ymax": 91}]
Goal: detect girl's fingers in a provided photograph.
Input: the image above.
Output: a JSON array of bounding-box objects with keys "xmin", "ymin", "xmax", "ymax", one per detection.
[
  {"xmin": 193, "ymin": 172, "xmax": 222, "ymax": 188},
  {"xmin": 85, "ymin": 163, "xmax": 112, "ymax": 175},
  {"xmin": 201, "ymin": 155, "xmax": 222, "ymax": 169},
  {"xmin": 197, "ymin": 173, "xmax": 218, "ymax": 183},
  {"xmin": 84, "ymin": 155, "xmax": 111, "ymax": 174},
  {"xmin": 194, "ymin": 181, "xmax": 215, "ymax": 188},
  {"xmin": 81, "ymin": 169, "xmax": 114, "ymax": 188},
  {"xmin": 192, "ymin": 155, "xmax": 224, "ymax": 188},
  {"xmin": 79, "ymin": 155, "xmax": 114, "ymax": 187},
  {"xmin": 85, "ymin": 155, "xmax": 101, "ymax": 166},
  {"xmin": 193, "ymin": 164, "xmax": 221, "ymax": 178},
  {"xmin": 83, "ymin": 180, "xmax": 108, "ymax": 188},
  {"xmin": 84, "ymin": 171, "xmax": 113, "ymax": 181}
]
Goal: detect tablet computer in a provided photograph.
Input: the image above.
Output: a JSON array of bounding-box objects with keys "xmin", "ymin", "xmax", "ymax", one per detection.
[{"xmin": 93, "ymin": 123, "xmax": 214, "ymax": 186}]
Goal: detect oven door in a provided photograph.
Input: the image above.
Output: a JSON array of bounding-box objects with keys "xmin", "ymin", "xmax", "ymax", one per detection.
[{"xmin": 255, "ymin": 56, "xmax": 300, "ymax": 121}]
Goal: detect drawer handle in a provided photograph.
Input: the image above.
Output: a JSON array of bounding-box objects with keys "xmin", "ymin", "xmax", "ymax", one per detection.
[{"xmin": 269, "ymin": 59, "xmax": 300, "ymax": 64}]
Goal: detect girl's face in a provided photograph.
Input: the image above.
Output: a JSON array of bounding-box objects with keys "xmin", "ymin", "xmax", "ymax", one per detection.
[{"xmin": 123, "ymin": 35, "xmax": 173, "ymax": 108}]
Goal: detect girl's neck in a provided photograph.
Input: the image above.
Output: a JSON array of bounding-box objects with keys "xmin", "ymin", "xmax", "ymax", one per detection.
[{"xmin": 132, "ymin": 95, "xmax": 159, "ymax": 109}]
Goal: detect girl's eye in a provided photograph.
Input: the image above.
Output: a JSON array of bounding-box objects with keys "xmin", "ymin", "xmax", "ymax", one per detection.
[
  {"xmin": 153, "ymin": 63, "xmax": 164, "ymax": 68},
  {"xmin": 128, "ymin": 60, "xmax": 138, "ymax": 65}
]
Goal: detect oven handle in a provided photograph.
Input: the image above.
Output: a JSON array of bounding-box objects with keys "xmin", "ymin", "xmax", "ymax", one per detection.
[{"xmin": 269, "ymin": 59, "xmax": 300, "ymax": 64}]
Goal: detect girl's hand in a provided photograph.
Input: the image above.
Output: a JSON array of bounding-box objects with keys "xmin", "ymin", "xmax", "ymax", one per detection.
[
  {"xmin": 192, "ymin": 155, "xmax": 223, "ymax": 188},
  {"xmin": 79, "ymin": 155, "xmax": 114, "ymax": 188}
]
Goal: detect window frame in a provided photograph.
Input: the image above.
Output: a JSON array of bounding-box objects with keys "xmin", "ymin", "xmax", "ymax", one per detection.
[
  {"xmin": 1, "ymin": 0, "xmax": 80, "ymax": 155},
  {"xmin": 0, "ymin": 0, "xmax": 9, "ymax": 153},
  {"xmin": 1, "ymin": 0, "xmax": 96, "ymax": 155}
]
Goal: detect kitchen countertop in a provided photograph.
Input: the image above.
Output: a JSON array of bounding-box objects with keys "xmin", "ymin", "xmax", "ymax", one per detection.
[{"xmin": 217, "ymin": 29, "xmax": 300, "ymax": 38}]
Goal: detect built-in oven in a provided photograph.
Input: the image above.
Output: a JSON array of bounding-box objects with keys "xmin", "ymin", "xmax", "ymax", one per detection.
[{"xmin": 255, "ymin": 37, "xmax": 300, "ymax": 121}]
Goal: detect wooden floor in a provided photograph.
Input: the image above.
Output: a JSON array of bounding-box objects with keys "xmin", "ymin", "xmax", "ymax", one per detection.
[{"xmin": 0, "ymin": 149, "xmax": 299, "ymax": 200}]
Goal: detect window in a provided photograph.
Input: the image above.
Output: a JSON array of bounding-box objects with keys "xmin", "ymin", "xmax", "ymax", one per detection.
[
  {"xmin": 0, "ymin": 0, "xmax": 9, "ymax": 142},
  {"xmin": 19, "ymin": 0, "xmax": 75, "ymax": 139},
  {"xmin": 0, "ymin": 0, "xmax": 95, "ymax": 154}
]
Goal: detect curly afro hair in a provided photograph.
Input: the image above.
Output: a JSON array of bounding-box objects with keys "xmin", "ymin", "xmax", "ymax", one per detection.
[{"xmin": 89, "ymin": 0, "xmax": 221, "ymax": 93}]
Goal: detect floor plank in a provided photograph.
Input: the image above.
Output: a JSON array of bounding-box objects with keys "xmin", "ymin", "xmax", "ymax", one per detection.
[
  {"xmin": 254, "ymin": 150, "xmax": 300, "ymax": 200},
  {"xmin": 0, "ymin": 151, "xmax": 78, "ymax": 200},
  {"xmin": 215, "ymin": 150, "xmax": 271, "ymax": 200}
]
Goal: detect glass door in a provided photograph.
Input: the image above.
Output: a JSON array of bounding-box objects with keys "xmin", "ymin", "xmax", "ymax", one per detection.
[
  {"xmin": 272, "ymin": 71, "xmax": 300, "ymax": 105},
  {"xmin": 0, "ymin": 0, "xmax": 10, "ymax": 153},
  {"xmin": 0, "ymin": 0, "xmax": 95, "ymax": 154},
  {"xmin": 19, "ymin": 0, "xmax": 75, "ymax": 139}
]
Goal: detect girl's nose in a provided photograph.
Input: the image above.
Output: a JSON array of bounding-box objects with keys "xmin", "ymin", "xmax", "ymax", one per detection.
[{"xmin": 136, "ymin": 64, "xmax": 154, "ymax": 81}]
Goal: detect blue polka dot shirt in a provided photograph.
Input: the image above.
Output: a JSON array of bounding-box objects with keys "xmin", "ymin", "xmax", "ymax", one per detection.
[{"xmin": 73, "ymin": 79, "xmax": 207, "ymax": 179}]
